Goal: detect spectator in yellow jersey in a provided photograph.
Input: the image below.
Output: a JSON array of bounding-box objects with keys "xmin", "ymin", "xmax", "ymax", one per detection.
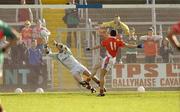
[{"xmin": 100, "ymin": 16, "xmax": 130, "ymax": 36}]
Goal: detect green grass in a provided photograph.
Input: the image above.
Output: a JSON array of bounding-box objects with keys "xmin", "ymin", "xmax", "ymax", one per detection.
[{"xmin": 0, "ymin": 91, "xmax": 180, "ymax": 112}]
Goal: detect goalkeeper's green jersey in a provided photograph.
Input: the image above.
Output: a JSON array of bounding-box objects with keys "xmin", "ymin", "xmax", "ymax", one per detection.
[
  {"xmin": 0, "ymin": 20, "xmax": 16, "ymax": 64},
  {"xmin": 0, "ymin": 20, "xmax": 15, "ymax": 40}
]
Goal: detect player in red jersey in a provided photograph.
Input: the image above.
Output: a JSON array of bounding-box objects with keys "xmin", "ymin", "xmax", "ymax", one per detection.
[
  {"xmin": 86, "ymin": 30, "xmax": 143, "ymax": 96},
  {"xmin": 167, "ymin": 21, "xmax": 180, "ymax": 50}
]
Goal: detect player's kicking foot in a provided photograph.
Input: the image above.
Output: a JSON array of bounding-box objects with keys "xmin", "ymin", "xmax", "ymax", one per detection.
[
  {"xmin": 97, "ymin": 89, "xmax": 105, "ymax": 96},
  {"xmin": 97, "ymin": 82, "xmax": 107, "ymax": 92},
  {"xmin": 98, "ymin": 84, "xmax": 107, "ymax": 92},
  {"xmin": 97, "ymin": 93, "xmax": 105, "ymax": 97}
]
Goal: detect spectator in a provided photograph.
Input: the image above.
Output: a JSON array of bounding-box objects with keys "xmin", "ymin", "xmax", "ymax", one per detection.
[
  {"xmin": 63, "ymin": 0, "xmax": 80, "ymax": 48},
  {"xmin": 28, "ymin": 39, "xmax": 44, "ymax": 89},
  {"xmin": 32, "ymin": 20, "xmax": 43, "ymax": 49},
  {"xmin": 159, "ymin": 38, "xmax": 173, "ymax": 63},
  {"xmin": 125, "ymin": 27, "xmax": 138, "ymax": 63},
  {"xmin": 28, "ymin": 39, "xmax": 43, "ymax": 68},
  {"xmin": 100, "ymin": 16, "xmax": 130, "ymax": 36},
  {"xmin": 100, "ymin": 16, "xmax": 130, "ymax": 63},
  {"xmin": 140, "ymin": 27, "xmax": 162, "ymax": 63},
  {"xmin": 10, "ymin": 40, "xmax": 28, "ymax": 66},
  {"xmin": 21, "ymin": 20, "xmax": 33, "ymax": 48},
  {"xmin": 16, "ymin": 0, "xmax": 33, "ymax": 30}
]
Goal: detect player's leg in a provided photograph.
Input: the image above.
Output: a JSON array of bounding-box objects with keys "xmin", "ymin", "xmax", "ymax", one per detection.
[
  {"xmin": 90, "ymin": 63, "xmax": 101, "ymax": 84},
  {"xmin": 86, "ymin": 57, "xmax": 106, "ymax": 89},
  {"xmin": 72, "ymin": 73, "xmax": 86, "ymax": 86},
  {"xmin": 72, "ymin": 72, "xmax": 96, "ymax": 93},
  {"xmin": 97, "ymin": 56, "xmax": 110, "ymax": 96},
  {"xmin": 91, "ymin": 63, "xmax": 101, "ymax": 77},
  {"xmin": 0, "ymin": 104, "xmax": 4, "ymax": 112},
  {"xmin": 80, "ymin": 69, "xmax": 97, "ymax": 93},
  {"xmin": 98, "ymin": 68, "xmax": 107, "ymax": 96},
  {"xmin": 83, "ymin": 67, "xmax": 107, "ymax": 93},
  {"xmin": 83, "ymin": 68, "xmax": 100, "ymax": 86}
]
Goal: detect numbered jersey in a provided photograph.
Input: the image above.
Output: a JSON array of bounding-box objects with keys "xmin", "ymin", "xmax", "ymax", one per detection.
[{"xmin": 101, "ymin": 36, "xmax": 125, "ymax": 57}]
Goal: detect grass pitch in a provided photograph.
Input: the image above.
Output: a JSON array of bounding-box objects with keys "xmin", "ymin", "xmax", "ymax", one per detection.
[{"xmin": 0, "ymin": 91, "xmax": 179, "ymax": 112}]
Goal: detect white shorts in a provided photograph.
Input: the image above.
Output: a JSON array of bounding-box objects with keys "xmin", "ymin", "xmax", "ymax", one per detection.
[
  {"xmin": 70, "ymin": 64, "xmax": 90, "ymax": 76},
  {"xmin": 101, "ymin": 56, "xmax": 116, "ymax": 71}
]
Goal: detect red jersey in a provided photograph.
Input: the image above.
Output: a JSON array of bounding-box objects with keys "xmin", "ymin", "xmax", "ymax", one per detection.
[
  {"xmin": 101, "ymin": 37, "xmax": 125, "ymax": 57},
  {"xmin": 171, "ymin": 21, "xmax": 180, "ymax": 34},
  {"xmin": 21, "ymin": 27, "xmax": 32, "ymax": 40},
  {"xmin": 0, "ymin": 30, "xmax": 4, "ymax": 40},
  {"xmin": 169, "ymin": 21, "xmax": 180, "ymax": 49}
]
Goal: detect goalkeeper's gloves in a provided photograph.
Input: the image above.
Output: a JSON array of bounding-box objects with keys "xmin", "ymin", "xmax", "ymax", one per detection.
[{"xmin": 137, "ymin": 44, "xmax": 144, "ymax": 48}]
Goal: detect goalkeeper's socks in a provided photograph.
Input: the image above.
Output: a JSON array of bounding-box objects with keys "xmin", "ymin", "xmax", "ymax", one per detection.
[
  {"xmin": 85, "ymin": 77, "xmax": 91, "ymax": 82},
  {"xmin": 86, "ymin": 85, "xmax": 96, "ymax": 93},
  {"xmin": 79, "ymin": 81, "xmax": 86, "ymax": 87},
  {"xmin": 90, "ymin": 88, "xmax": 96, "ymax": 93}
]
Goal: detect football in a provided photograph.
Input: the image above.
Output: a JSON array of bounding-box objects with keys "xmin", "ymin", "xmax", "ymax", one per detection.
[
  {"xmin": 35, "ymin": 88, "xmax": 44, "ymax": 93},
  {"xmin": 15, "ymin": 88, "xmax": 23, "ymax": 94},
  {"xmin": 137, "ymin": 86, "xmax": 145, "ymax": 93}
]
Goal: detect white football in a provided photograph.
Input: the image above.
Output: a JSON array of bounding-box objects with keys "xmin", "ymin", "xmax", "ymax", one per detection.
[
  {"xmin": 15, "ymin": 88, "xmax": 23, "ymax": 94},
  {"xmin": 137, "ymin": 86, "xmax": 145, "ymax": 92},
  {"xmin": 35, "ymin": 88, "xmax": 44, "ymax": 93}
]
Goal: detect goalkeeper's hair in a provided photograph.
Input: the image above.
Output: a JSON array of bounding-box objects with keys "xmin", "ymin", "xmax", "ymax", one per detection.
[{"xmin": 110, "ymin": 29, "xmax": 117, "ymax": 36}]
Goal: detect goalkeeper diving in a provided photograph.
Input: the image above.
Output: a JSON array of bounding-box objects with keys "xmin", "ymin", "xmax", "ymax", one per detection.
[{"xmin": 45, "ymin": 40, "xmax": 104, "ymax": 93}]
